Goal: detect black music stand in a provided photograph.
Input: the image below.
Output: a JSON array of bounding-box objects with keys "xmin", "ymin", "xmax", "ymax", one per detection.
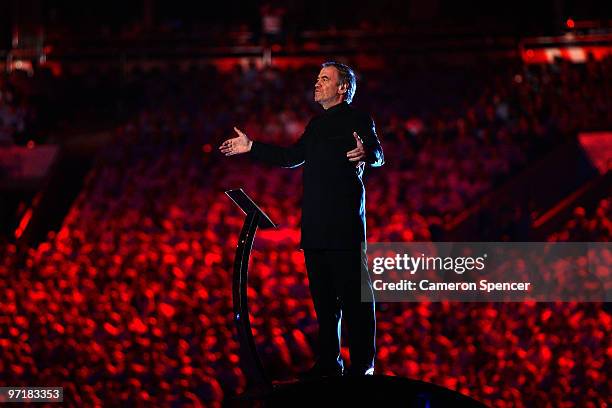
[{"xmin": 225, "ymin": 188, "xmax": 277, "ymax": 396}]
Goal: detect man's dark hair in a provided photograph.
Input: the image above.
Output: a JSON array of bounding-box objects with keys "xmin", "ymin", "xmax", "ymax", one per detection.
[{"xmin": 321, "ymin": 61, "xmax": 356, "ymax": 104}]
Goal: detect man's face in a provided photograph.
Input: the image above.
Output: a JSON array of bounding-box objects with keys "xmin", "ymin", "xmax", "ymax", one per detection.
[{"xmin": 314, "ymin": 66, "xmax": 345, "ymax": 107}]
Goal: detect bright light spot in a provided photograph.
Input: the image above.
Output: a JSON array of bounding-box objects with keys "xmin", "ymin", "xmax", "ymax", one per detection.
[{"xmin": 566, "ymin": 19, "xmax": 575, "ymax": 29}]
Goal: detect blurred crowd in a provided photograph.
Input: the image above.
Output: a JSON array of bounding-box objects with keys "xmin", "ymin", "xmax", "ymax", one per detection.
[
  {"xmin": 548, "ymin": 199, "xmax": 611, "ymax": 242},
  {"xmin": 0, "ymin": 56, "xmax": 610, "ymax": 407}
]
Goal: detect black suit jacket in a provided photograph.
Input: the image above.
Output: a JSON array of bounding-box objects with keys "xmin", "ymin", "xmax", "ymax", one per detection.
[{"xmin": 250, "ymin": 101, "xmax": 384, "ymax": 249}]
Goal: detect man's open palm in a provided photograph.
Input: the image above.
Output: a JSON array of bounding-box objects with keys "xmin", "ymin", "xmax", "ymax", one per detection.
[
  {"xmin": 346, "ymin": 131, "xmax": 366, "ymax": 167},
  {"xmin": 219, "ymin": 127, "xmax": 252, "ymax": 156}
]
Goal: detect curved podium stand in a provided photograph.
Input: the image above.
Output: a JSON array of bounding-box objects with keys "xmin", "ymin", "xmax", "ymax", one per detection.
[
  {"xmin": 224, "ymin": 188, "xmax": 487, "ymax": 408},
  {"xmin": 225, "ymin": 188, "xmax": 277, "ymax": 396}
]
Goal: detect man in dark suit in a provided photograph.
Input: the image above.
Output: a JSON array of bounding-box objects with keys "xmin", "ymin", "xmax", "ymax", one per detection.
[{"xmin": 220, "ymin": 61, "xmax": 384, "ymax": 377}]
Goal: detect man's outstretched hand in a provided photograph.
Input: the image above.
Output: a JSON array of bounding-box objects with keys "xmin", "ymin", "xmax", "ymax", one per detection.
[
  {"xmin": 219, "ymin": 127, "xmax": 253, "ymax": 156},
  {"xmin": 346, "ymin": 131, "xmax": 366, "ymax": 168}
]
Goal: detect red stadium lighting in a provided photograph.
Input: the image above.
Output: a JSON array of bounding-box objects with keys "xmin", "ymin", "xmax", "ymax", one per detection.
[
  {"xmin": 566, "ymin": 18, "xmax": 575, "ymax": 29},
  {"xmin": 15, "ymin": 208, "xmax": 32, "ymax": 239}
]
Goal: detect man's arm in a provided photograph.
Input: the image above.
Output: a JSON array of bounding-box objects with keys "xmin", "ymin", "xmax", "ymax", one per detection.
[
  {"xmin": 346, "ymin": 116, "xmax": 384, "ymax": 167},
  {"xmin": 220, "ymin": 125, "xmax": 308, "ymax": 168},
  {"xmin": 250, "ymin": 134, "xmax": 307, "ymax": 168},
  {"xmin": 361, "ymin": 116, "xmax": 384, "ymax": 167}
]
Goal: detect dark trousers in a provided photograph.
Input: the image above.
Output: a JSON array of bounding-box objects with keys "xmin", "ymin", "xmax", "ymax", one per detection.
[{"xmin": 303, "ymin": 248, "xmax": 376, "ymax": 370}]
